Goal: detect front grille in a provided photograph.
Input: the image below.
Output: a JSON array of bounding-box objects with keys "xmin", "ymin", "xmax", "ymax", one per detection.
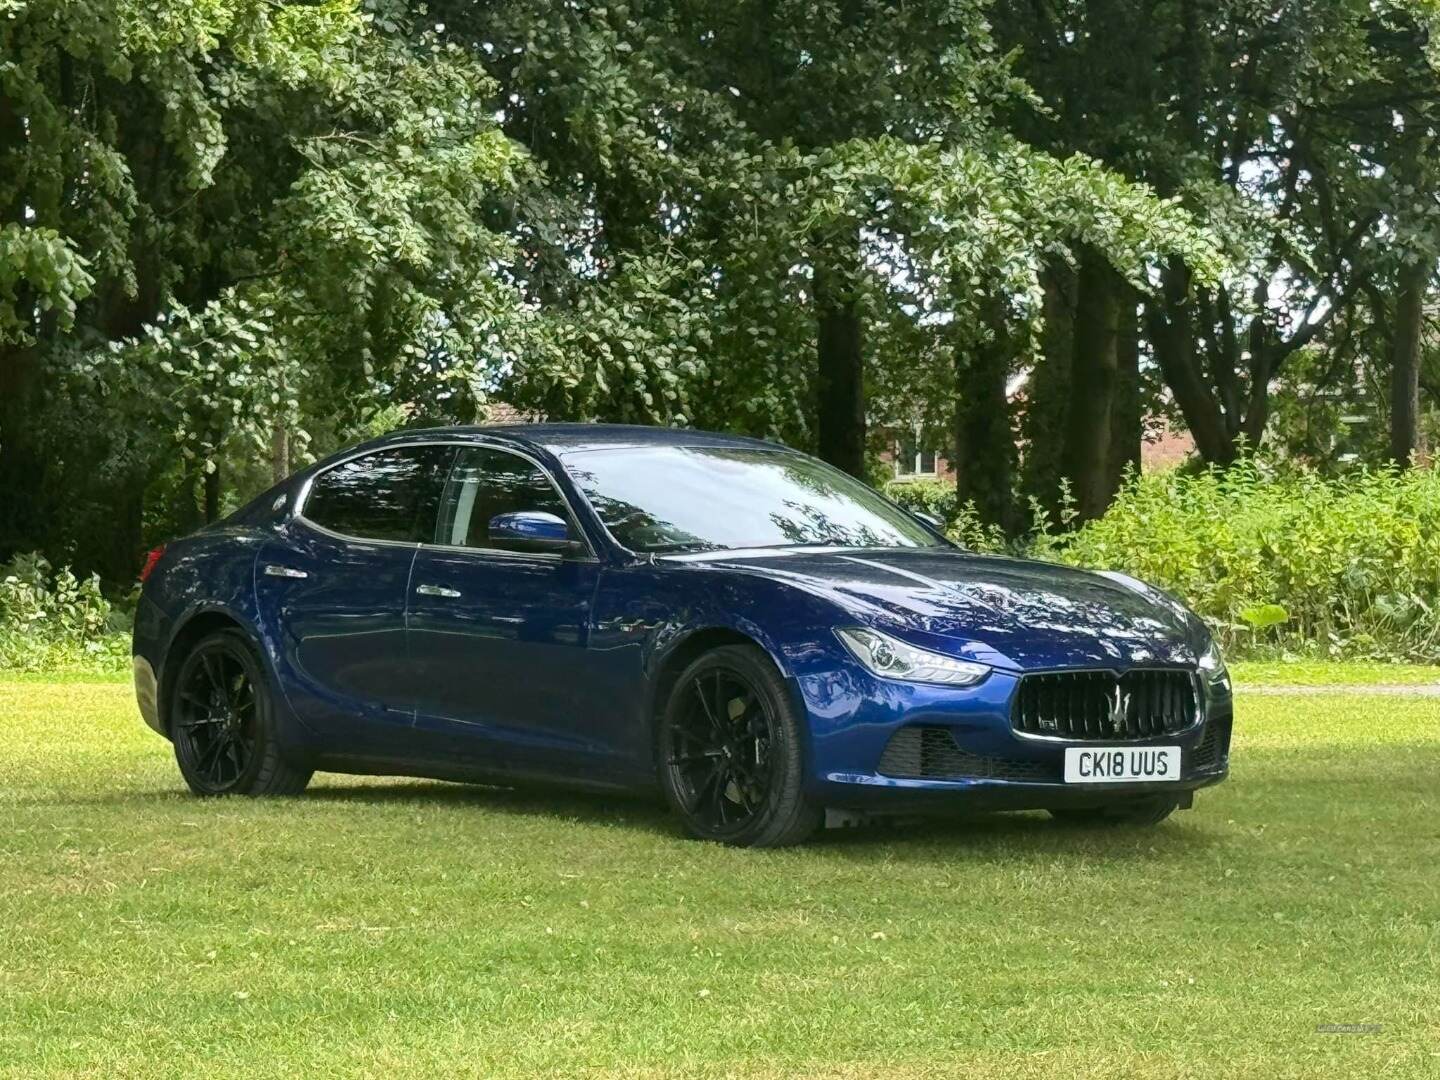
[
  {"xmin": 878, "ymin": 726, "xmax": 1055, "ymax": 782},
  {"xmin": 1012, "ymin": 669, "xmax": 1198, "ymax": 741}
]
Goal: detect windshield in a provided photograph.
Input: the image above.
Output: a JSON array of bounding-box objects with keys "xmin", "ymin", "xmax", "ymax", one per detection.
[{"xmin": 561, "ymin": 445, "xmax": 945, "ymax": 554}]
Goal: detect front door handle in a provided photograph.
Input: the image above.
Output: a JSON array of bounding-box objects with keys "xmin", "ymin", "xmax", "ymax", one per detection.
[
  {"xmin": 263, "ymin": 564, "xmax": 308, "ymax": 579},
  {"xmin": 415, "ymin": 584, "xmax": 462, "ymax": 598}
]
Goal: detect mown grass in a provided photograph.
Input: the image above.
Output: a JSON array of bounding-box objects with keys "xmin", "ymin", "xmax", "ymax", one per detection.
[{"xmin": 1, "ymin": 678, "xmax": 1436, "ymax": 1078}]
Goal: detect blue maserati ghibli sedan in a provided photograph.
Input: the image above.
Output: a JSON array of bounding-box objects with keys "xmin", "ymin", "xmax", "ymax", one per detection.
[{"xmin": 132, "ymin": 424, "xmax": 1232, "ymax": 846}]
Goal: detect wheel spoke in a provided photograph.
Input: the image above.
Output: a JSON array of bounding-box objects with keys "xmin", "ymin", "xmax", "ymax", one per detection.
[
  {"xmin": 711, "ymin": 673, "xmax": 732, "ymax": 734},
  {"xmin": 197, "ymin": 731, "xmax": 229, "ymax": 777},
  {"xmin": 226, "ymin": 735, "xmax": 244, "ymax": 778},
  {"xmin": 694, "ymin": 678, "xmax": 726, "ymax": 741},
  {"xmin": 233, "ymin": 683, "xmax": 256, "ymax": 716},
  {"xmin": 669, "ymin": 749, "xmax": 722, "ymax": 766},
  {"xmin": 729, "ymin": 769, "xmax": 755, "ymax": 815},
  {"xmin": 219, "ymin": 655, "xmax": 239, "ymax": 711},
  {"xmin": 676, "ymin": 696, "xmax": 721, "ymax": 747},
  {"xmin": 708, "ymin": 765, "xmax": 731, "ymax": 825},
  {"xmin": 682, "ymin": 760, "xmax": 724, "ymax": 817},
  {"xmin": 179, "ymin": 688, "xmax": 209, "ymax": 711},
  {"xmin": 177, "ymin": 714, "xmax": 223, "ymax": 730}
]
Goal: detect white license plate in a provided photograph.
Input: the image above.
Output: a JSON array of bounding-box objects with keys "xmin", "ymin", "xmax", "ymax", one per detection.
[{"xmin": 1063, "ymin": 745, "xmax": 1182, "ymax": 784}]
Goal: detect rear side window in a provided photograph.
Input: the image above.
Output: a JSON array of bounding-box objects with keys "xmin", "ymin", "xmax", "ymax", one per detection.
[
  {"xmin": 303, "ymin": 445, "xmax": 456, "ymax": 543},
  {"xmin": 434, "ymin": 446, "xmax": 580, "ymax": 550}
]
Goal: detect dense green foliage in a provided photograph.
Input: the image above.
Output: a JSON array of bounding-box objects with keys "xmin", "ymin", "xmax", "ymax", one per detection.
[
  {"xmin": 2, "ymin": 0, "xmax": 1438, "ymax": 669},
  {"xmin": 1001, "ymin": 1, "xmax": 1440, "ymax": 451},
  {"xmin": 1058, "ymin": 464, "xmax": 1440, "ymax": 661},
  {"xmin": 1, "ymin": 0, "xmax": 536, "ymax": 575},
  {"xmin": 889, "ymin": 463, "xmax": 1440, "ymax": 662},
  {"xmin": 0, "ymin": 553, "xmax": 129, "ymax": 671},
  {"xmin": 0, "ymin": 0, "xmax": 1239, "ymax": 581}
]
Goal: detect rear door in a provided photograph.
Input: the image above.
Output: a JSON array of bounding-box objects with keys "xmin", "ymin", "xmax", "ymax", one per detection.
[
  {"xmin": 405, "ymin": 444, "xmax": 614, "ymax": 775},
  {"xmin": 255, "ymin": 443, "xmax": 455, "ymax": 760}
]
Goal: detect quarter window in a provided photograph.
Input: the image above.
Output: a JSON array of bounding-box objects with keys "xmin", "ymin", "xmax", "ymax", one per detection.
[
  {"xmin": 435, "ymin": 446, "xmax": 579, "ymax": 550},
  {"xmin": 303, "ymin": 446, "xmax": 456, "ymax": 543}
]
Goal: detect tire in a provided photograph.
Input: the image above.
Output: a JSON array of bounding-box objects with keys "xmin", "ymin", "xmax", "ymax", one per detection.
[
  {"xmin": 1049, "ymin": 795, "xmax": 1179, "ymax": 827},
  {"xmin": 168, "ymin": 628, "xmax": 311, "ymax": 797},
  {"xmin": 657, "ymin": 644, "xmax": 822, "ymax": 848}
]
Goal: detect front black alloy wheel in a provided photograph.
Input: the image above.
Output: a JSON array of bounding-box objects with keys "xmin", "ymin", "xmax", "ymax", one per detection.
[
  {"xmin": 170, "ymin": 629, "xmax": 311, "ymax": 797},
  {"xmin": 658, "ymin": 645, "xmax": 822, "ymax": 847}
]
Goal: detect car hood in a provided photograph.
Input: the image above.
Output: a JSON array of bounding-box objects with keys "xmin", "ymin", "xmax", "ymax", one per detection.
[{"xmin": 687, "ymin": 547, "xmax": 1200, "ymax": 672}]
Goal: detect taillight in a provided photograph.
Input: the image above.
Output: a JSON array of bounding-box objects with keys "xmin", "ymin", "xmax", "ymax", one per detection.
[{"xmin": 139, "ymin": 545, "xmax": 166, "ymax": 584}]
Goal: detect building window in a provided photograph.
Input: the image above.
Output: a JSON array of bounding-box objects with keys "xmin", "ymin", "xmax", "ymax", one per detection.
[{"xmin": 894, "ymin": 428, "xmax": 938, "ymax": 478}]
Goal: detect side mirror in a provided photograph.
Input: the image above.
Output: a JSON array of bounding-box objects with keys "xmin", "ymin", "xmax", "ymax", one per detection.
[
  {"xmin": 913, "ymin": 511, "xmax": 943, "ymax": 530},
  {"xmin": 488, "ymin": 511, "xmax": 581, "ymax": 555}
]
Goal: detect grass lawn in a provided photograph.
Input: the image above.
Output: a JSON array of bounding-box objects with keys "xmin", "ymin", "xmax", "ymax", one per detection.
[
  {"xmin": 1, "ymin": 678, "xmax": 1436, "ymax": 1078},
  {"xmin": 1230, "ymin": 660, "xmax": 1440, "ymax": 687}
]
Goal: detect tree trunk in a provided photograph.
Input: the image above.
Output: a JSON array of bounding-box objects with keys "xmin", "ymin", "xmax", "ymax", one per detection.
[
  {"xmin": 1149, "ymin": 259, "xmax": 1237, "ymax": 466},
  {"xmin": 95, "ymin": 485, "xmax": 145, "ymax": 583},
  {"xmin": 1062, "ymin": 249, "xmax": 1122, "ymax": 523},
  {"xmin": 271, "ymin": 422, "xmax": 290, "ymax": 485},
  {"xmin": 203, "ymin": 462, "xmax": 221, "ymax": 524},
  {"xmin": 1021, "ymin": 259, "xmax": 1076, "ymax": 521},
  {"xmin": 176, "ymin": 462, "xmax": 204, "ymax": 536},
  {"xmin": 954, "ymin": 290, "xmax": 1018, "ymax": 535},
  {"xmin": 814, "ymin": 239, "xmax": 866, "ymax": 478},
  {"xmin": 1108, "ymin": 282, "xmax": 1142, "ymax": 495},
  {"xmin": 1389, "ymin": 257, "xmax": 1430, "ymax": 467},
  {"xmin": 0, "ymin": 346, "xmax": 45, "ymax": 559}
]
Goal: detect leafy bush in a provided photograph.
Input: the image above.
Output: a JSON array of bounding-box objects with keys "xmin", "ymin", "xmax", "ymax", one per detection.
[
  {"xmin": 884, "ymin": 478, "xmax": 1009, "ymax": 553},
  {"xmin": 884, "ymin": 478, "xmax": 958, "ymax": 522},
  {"xmin": 892, "ymin": 463, "xmax": 1440, "ymax": 661},
  {"xmin": 1053, "ymin": 462, "xmax": 1440, "ymax": 662},
  {"xmin": 0, "ymin": 553, "xmax": 130, "ymax": 673}
]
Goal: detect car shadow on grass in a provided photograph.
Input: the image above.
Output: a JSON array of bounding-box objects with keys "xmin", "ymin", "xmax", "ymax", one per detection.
[{"xmin": 298, "ymin": 777, "xmax": 1219, "ymax": 860}]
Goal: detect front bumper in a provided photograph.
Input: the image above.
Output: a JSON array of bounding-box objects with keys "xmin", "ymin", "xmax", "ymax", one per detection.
[{"xmin": 797, "ymin": 667, "xmax": 1232, "ymax": 813}]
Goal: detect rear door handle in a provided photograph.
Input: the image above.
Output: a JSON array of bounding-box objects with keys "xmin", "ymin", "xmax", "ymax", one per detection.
[
  {"xmin": 415, "ymin": 584, "xmax": 461, "ymax": 598},
  {"xmin": 263, "ymin": 564, "xmax": 308, "ymax": 579}
]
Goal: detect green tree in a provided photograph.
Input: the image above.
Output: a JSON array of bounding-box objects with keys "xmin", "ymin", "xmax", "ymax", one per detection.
[
  {"xmin": 436, "ymin": 1, "xmax": 1219, "ymax": 518},
  {"xmin": 1, "ymin": 0, "xmax": 528, "ymax": 576},
  {"xmin": 996, "ymin": 0, "xmax": 1439, "ymax": 484}
]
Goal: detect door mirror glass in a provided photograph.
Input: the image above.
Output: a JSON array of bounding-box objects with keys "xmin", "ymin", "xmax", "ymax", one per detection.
[{"xmin": 488, "ymin": 511, "xmax": 575, "ymax": 553}]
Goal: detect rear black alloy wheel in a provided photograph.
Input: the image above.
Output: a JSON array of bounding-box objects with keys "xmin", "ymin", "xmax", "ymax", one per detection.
[
  {"xmin": 170, "ymin": 630, "xmax": 311, "ymax": 797},
  {"xmin": 659, "ymin": 645, "xmax": 822, "ymax": 847}
]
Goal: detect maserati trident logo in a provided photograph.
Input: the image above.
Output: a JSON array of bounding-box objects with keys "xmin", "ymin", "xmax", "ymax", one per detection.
[{"xmin": 1108, "ymin": 683, "xmax": 1133, "ymax": 734}]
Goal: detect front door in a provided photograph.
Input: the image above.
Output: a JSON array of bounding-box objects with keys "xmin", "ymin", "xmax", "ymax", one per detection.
[{"xmin": 405, "ymin": 445, "xmax": 609, "ymax": 775}]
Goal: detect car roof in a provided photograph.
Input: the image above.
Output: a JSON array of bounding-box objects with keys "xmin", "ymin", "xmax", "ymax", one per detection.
[{"xmin": 390, "ymin": 422, "xmax": 785, "ymax": 455}]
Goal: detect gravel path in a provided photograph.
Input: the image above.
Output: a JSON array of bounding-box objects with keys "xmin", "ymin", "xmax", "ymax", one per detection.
[{"xmin": 1242, "ymin": 683, "xmax": 1440, "ymax": 696}]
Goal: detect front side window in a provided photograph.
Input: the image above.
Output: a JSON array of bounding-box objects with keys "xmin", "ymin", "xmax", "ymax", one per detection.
[
  {"xmin": 434, "ymin": 446, "xmax": 580, "ymax": 550},
  {"xmin": 303, "ymin": 445, "xmax": 455, "ymax": 543},
  {"xmin": 561, "ymin": 445, "xmax": 943, "ymax": 554}
]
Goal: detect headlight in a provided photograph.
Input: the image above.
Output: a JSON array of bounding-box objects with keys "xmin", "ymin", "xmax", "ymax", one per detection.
[
  {"xmin": 1198, "ymin": 639, "xmax": 1230, "ymax": 693},
  {"xmin": 836, "ymin": 627, "xmax": 990, "ymax": 687}
]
